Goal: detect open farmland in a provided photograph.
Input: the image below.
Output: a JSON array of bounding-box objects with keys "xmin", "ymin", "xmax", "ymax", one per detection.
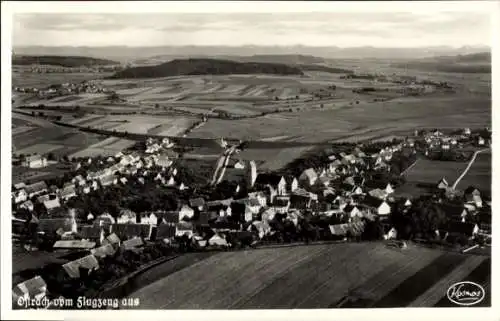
[
  {"xmin": 403, "ymin": 160, "xmax": 468, "ymax": 186},
  {"xmin": 455, "ymin": 150, "xmax": 491, "ymax": 195},
  {"xmin": 12, "ymin": 71, "xmax": 113, "ymax": 88},
  {"xmin": 126, "ymin": 243, "xmax": 490, "ymax": 309}
]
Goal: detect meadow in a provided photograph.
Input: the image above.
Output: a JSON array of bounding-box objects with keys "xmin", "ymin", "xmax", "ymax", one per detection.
[
  {"xmin": 455, "ymin": 150, "xmax": 492, "ymax": 196},
  {"xmin": 127, "ymin": 243, "xmax": 490, "ymax": 309},
  {"xmin": 403, "ymin": 159, "xmax": 469, "ymax": 186}
]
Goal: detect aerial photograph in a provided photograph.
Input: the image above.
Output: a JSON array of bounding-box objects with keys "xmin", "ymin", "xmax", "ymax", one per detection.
[{"xmin": 9, "ymin": 4, "xmax": 492, "ymax": 311}]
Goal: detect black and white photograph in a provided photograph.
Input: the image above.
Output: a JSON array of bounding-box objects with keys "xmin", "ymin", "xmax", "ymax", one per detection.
[{"xmin": 1, "ymin": 1, "xmax": 498, "ymax": 319}]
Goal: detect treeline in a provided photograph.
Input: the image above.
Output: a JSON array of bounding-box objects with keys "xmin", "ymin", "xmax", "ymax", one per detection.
[
  {"xmin": 108, "ymin": 58, "xmax": 304, "ymax": 79},
  {"xmin": 12, "ymin": 55, "xmax": 119, "ymax": 68}
]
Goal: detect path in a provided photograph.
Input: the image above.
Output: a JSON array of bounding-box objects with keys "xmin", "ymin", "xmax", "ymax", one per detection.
[
  {"xmin": 452, "ymin": 148, "xmax": 489, "ymax": 189},
  {"xmin": 400, "ymin": 159, "xmax": 419, "ymax": 177}
]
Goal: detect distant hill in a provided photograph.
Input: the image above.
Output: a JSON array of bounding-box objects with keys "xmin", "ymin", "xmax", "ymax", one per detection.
[
  {"xmin": 13, "ymin": 45, "xmax": 491, "ymax": 61},
  {"xmin": 236, "ymin": 54, "xmax": 326, "ymax": 65},
  {"xmin": 391, "ymin": 52, "xmax": 491, "ymax": 73},
  {"xmin": 109, "ymin": 58, "xmax": 304, "ymax": 79},
  {"xmin": 296, "ymin": 64, "xmax": 353, "ymax": 74},
  {"xmin": 12, "ymin": 55, "xmax": 119, "ymax": 67}
]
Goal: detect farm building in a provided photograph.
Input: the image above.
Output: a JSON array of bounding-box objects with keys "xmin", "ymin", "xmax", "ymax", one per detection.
[
  {"xmin": 12, "ymin": 189, "xmax": 28, "ymax": 204},
  {"xmin": 12, "ymin": 276, "xmax": 47, "ymax": 301},
  {"xmin": 247, "ymin": 192, "xmax": 268, "ymax": 207},
  {"xmin": 362, "ymin": 197, "xmax": 392, "ymax": 217},
  {"xmin": 62, "ymin": 254, "xmax": 99, "ymax": 279},
  {"xmin": 176, "ymin": 221, "xmax": 194, "ymax": 238},
  {"xmin": 101, "ymin": 233, "xmax": 121, "ymax": 246},
  {"xmin": 122, "ymin": 237, "xmax": 145, "ymax": 251},
  {"xmin": 112, "ymin": 223, "xmax": 152, "ymax": 240},
  {"xmin": 53, "ymin": 239, "xmax": 96, "ymax": 250},
  {"xmin": 22, "ymin": 154, "xmax": 48, "ymax": 169},
  {"xmin": 25, "ymin": 181, "xmax": 48, "ymax": 198},
  {"xmin": 179, "ymin": 205, "xmax": 195, "ymax": 220},
  {"xmin": 91, "ymin": 244, "xmax": 116, "ymax": 258},
  {"xmin": 80, "ymin": 225, "xmax": 104, "ymax": 243}
]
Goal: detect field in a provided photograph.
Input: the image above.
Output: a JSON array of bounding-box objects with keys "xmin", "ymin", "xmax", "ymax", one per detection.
[
  {"xmin": 455, "ymin": 150, "xmax": 492, "ymax": 196},
  {"xmin": 12, "ymin": 72, "xmax": 113, "ymax": 88},
  {"xmin": 403, "ymin": 160, "xmax": 469, "ymax": 185},
  {"xmin": 127, "ymin": 243, "xmax": 490, "ymax": 309}
]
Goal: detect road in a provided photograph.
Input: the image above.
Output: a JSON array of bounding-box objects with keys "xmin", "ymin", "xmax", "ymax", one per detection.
[
  {"xmin": 211, "ymin": 145, "xmax": 237, "ymax": 186},
  {"xmin": 451, "ymin": 148, "xmax": 489, "ymax": 189}
]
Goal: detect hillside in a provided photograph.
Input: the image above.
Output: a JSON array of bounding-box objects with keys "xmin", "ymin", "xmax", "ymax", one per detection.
[
  {"xmin": 108, "ymin": 58, "xmax": 304, "ymax": 79},
  {"xmin": 391, "ymin": 52, "xmax": 491, "ymax": 73},
  {"xmin": 239, "ymin": 54, "xmax": 326, "ymax": 65},
  {"xmin": 297, "ymin": 64, "xmax": 353, "ymax": 74},
  {"xmin": 12, "ymin": 55, "xmax": 119, "ymax": 67}
]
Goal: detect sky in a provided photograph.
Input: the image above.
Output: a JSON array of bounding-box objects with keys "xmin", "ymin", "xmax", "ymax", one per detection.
[{"xmin": 12, "ymin": 10, "xmax": 492, "ymax": 48}]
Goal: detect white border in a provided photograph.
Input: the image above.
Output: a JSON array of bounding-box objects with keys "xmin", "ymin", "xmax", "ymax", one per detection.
[{"xmin": 1, "ymin": 1, "xmax": 499, "ymax": 321}]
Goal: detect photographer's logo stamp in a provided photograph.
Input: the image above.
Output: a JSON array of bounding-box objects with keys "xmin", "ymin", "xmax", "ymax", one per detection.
[{"xmin": 447, "ymin": 281, "xmax": 485, "ymax": 306}]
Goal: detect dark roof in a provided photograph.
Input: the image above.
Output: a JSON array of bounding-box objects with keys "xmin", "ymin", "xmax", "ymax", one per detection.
[
  {"xmin": 80, "ymin": 225, "xmax": 101, "ymax": 240},
  {"xmin": 198, "ymin": 211, "xmax": 219, "ymax": 225},
  {"xmin": 189, "ymin": 197, "xmax": 206, "ymax": 208},
  {"xmin": 254, "ymin": 173, "xmax": 284, "ymax": 187},
  {"xmin": 362, "ymin": 196, "xmax": 385, "ymax": 209},
  {"xmin": 158, "ymin": 211, "xmax": 180, "ymax": 223},
  {"xmin": 25, "ymin": 181, "xmax": 48, "ymax": 194},
  {"xmin": 438, "ymin": 203, "xmax": 466, "ymax": 218},
  {"xmin": 112, "ymin": 224, "xmax": 152, "ymax": 240},
  {"xmin": 272, "ymin": 198, "xmax": 290, "ymax": 207},
  {"xmin": 155, "ymin": 224, "xmax": 176, "ymax": 239}
]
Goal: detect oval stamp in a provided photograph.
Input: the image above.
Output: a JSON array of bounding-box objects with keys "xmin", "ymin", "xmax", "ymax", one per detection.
[{"xmin": 447, "ymin": 281, "xmax": 485, "ymax": 306}]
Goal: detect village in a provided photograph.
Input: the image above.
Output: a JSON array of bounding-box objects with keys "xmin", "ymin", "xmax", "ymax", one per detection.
[{"xmin": 11, "ymin": 125, "xmax": 492, "ymax": 305}]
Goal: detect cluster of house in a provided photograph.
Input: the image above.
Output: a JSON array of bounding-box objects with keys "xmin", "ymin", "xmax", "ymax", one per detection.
[
  {"xmin": 417, "ymin": 128, "xmax": 490, "ymax": 153},
  {"xmin": 20, "ymin": 154, "xmax": 49, "ymax": 169},
  {"xmin": 36, "ymin": 81, "xmax": 112, "ymax": 98},
  {"xmin": 12, "ymin": 149, "xmax": 183, "ymax": 216}
]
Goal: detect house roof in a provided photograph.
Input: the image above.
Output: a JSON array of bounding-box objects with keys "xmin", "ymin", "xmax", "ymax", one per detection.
[
  {"xmin": 254, "ymin": 173, "xmax": 284, "ymax": 187},
  {"xmin": 14, "ymin": 183, "xmax": 27, "ymax": 190},
  {"xmin": 112, "ymin": 223, "xmax": 152, "ymax": 240},
  {"xmin": 122, "ymin": 237, "xmax": 144, "ymax": 250},
  {"xmin": 158, "ymin": 211, "xmax": 180, "ymax": 223},
  {"xmin": 246, "ymin": 198, "xmax": 262, "ymax": 207},
  {"xmin": 363, "ymin": 196, "xmax": 386, "ymax": 209},
  {"xmin": 177, "ymin": 221, "xmax": 193, "ymax": 230},
  {"xmin": 25, "ymin": 181, "xmax": 48, "ymax": 194},
  {"xmin": 43, "ymin": 198, "xmax": 61, "ymax": 210},
  {"xmin": 91, "ymin": 244, "xmax": 116, "ymax": 258},
  {"xmin": 272, "ymin": 198, "xmax": 290, "ymax": 207},
  {"xmin": 13, "ymin": 276, "xmax": 46, "ymax": 298},
  {"xmin": 156, "ymin": 224, "xmax": 177, "ymax": 239},
  {"xmin": 102, "ymin": 233, "xmax": 120, "ymax": 245},
  {"xmin": 25, "ymin": 154, "xmax": 43, "ymax": 162},
  {"xmin": 53, "ymin": 240, "xmax": 96, "ymax": 249},
  {"xmin": 80, "ymin": 225, "xmax": 101, "ymax": 240},
  {"xmin": 62, "ymin": 254, "xmax": 99, "ymax": 278},
  {"xmin": 300, "ymin": 168, "xmax": 318, "ymax": 180},
  {"xmin": 368, "ymin": 188, "xmax": 386, "ymax": 200},
  {"xmin": 189, "ymin": 197, "xmax": 206, "ymax": 208},
  {"xmin": 37, "ymin": 218, "xmax": 73, "ymax": 234}
]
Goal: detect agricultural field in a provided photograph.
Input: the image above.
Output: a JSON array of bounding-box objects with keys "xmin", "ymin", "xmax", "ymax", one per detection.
[
  {"xmin": 455, "ymin": 149, "xmax": 492, "ymax": 196},
  {"xmin": 403, "ymin": 159, "xmax": 469, "ymax": 186},
  {"xmin": 127, "ymin": 243, "xmax": 490, "ymax": 309},
  {"xmin": 12, "ymin": 71, "xmax": 113, "ymax": 88}
]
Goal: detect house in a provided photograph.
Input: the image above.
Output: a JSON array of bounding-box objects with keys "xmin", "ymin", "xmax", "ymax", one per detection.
[
  {"xmin": 80, "ymin": 225, "xmax": 104, "ymax": 244},
  {"xmin": 43, "ymin": 198, "xmax": 61, "ymax": 212},
  {"xmin": 243, "ymin": 198, "xmax": 263, "ymax": 214},
  {"xmin": 299, "ymin": 168, "xmax": 318, "ymax": 186},
  {"xmin": 53, "ymin": 240, "xmax": 96, "ymax": 250},
  {"xmin": 62, "ymin": 254, "xmax": 99, "ymax": 279},
  {"xmin": 463, "ymin": 128, "xmax": 471, "ymax": 135},
  {"xmin": 318, "ymin": 176, "xmax": 332, "ymax": 187},
  {"xmin": 271, "ymin": 197, "xmax": 290, "ymax": 214},
  {"xmin": 366, "ymin": 181, "xmax": 394, "ymax": 195},
  {"xmin": 478, "ymin": 137, "xmax": 485, "ymax": 146},
  {"xmin": 208, "ymin": 234, "xmax": 228, "ymax": 247},
  {"xmin": 289, "ymin": 192, "xmax": 315, "ymax": 210},
  {"xmin": 287, "ymin": 177, "xmax": 299, "ymax": 193},
  {"xmin": 247, "ymin": 191, "xmax": 267, "ymax": 207},
  {"xmin": 205, "ymin": 200, "xmax": 232, "ymax": 217},
  {"xmin": 350, "ymin": 185, "xmax": 364, "ymax": 196},
  {"xmin": 112, "ymin": 223, "xmax": 152, "ymax": 240},
  {"xmin": 20, "ymin": 200, "xmax": 34, "ymax": 211},
  {"xmin": 72, "ymin": 175, "xmax": 86, "ymax": 186},
  {"xmin": 363, "ymin": 197, "xmax": 392, "ymax": 217},
  {"xmin": 140, "ymin": 213, "xmax": 158, "ymax": 225},
  {"xmin": 175, "ymin": 221, "xmax": 194, "ymax": 238},
  {"xmin": 91, "ymin": 244, "xmax": 116, "ymax": 258},
  {"xmin": 101, "ymin": 233, "xmax": 121, "ymax": 246},
  {"xmin": 23, "ymin": 154, "xmax": 48, "ymax": 168},
  {"xmin": 120, "ymin": 177, "xmax": 128, "ymax": 185},
  {"xmin": 254, "ymin": 173, "xmax": 287, "ymax": 196},
  {"xmin": 59, "ymin": 185, "xmax": 77, "ymax": 201},
  {"xmin": 437, "ymin": 178, "xmax": 449, "ymax": 190},
  {"xmin": 404, "ymin": 198, "xmax": 412, "ymax": 207},
  {"xmin": 166, "ymin": 176, "xmax": 176, "ymax": 187},
  {"xmin": 122, "ymin": 237, "xmax": 144, "ymax": 251},
  {"xmin": 37, "ymin": 217, "xmax": 77, "ymax": 235},
  {"xmin": 464, "ymin": 187, "xmax": 482, "ymax": 208},
  {"xmin": 116, "ymin": 210, "xmax": 136, "ymax": 224},
  {"xmin": 383, "ymin": 226, "xmax": 398, "ymax": 240},
  {"xmin": 12, "ymin": 276, "xmax": 47, "ymax": 301},
  {"xmin": 155, "ymin": 224, "xmax": 177, "ymax": 240},
  {"xmin": 14, "ymin": 182, "xmax": 27, "ymax": 190},
  {"xmin": 329, "ymin": 221, "xmax": 365, "ymax": 237},
  {"xmin": 179, "ymin": 205, "xmax": 195, "ymax": 220},
  {"xmin": 368, "ymin": 188, "xmax": 387, "ymax": 200},
  {"xmin": 94, "ymin": 213, "xmax": 116, "ymax": 228},
  {"xmin": 156, "ymin": 155, "xmax": 172, "ymax": 168},
  {"xmin": 233, "ymin": 159, "xmax": 246, "ymax": 169},
  {"xmin": 179, "ymin": 182, "xmax": 188, "ymax": 190},
  {"xmin": 343, "ymin": 205, "xmax": 363, "ymax": 220},
  {"xmin": 12, "ymin": 189, "xmax": 28, "ymax": 204},
  {"xmin": 99, "ymin": 174, "xmax": 115, "ymax": 187},
  {"xmin": 25, "ymin": 181, "xmax": 48, "ymax": 198}
]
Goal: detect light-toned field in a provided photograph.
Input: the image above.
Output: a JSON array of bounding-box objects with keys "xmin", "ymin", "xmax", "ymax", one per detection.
[{"xmin": 127, "ymin": 243, "xmax": 489, "ymax": 309}]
